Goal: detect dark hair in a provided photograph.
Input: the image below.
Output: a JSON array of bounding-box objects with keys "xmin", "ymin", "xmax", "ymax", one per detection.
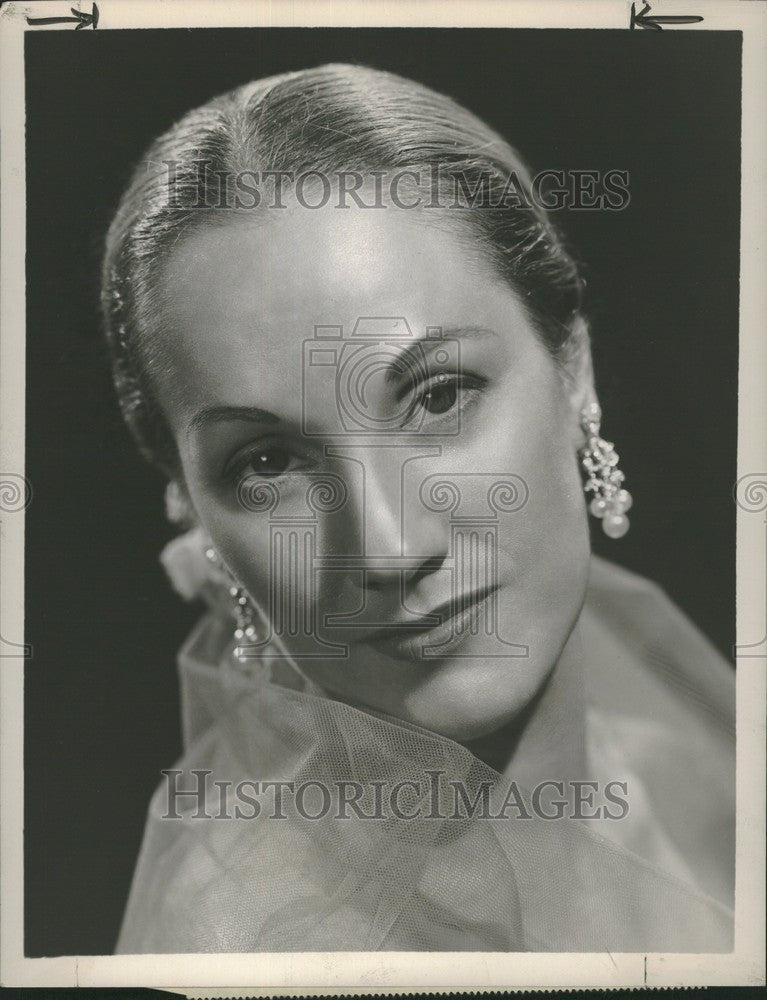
[{"xmin": 102, "ymin": 63, "xmax": 585, "ymax": 478}]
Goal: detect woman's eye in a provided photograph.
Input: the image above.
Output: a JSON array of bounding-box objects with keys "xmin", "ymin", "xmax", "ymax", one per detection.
[
  {"xmin": 419, "ymin": 374, "xmax": 458, "ymax": 414},
  {"xmin": 229, "ymin": 446, "xmax": 293, "ymax": 481},
  {"xmin": 408, "ymin": 373, "xmax": 486, "ymax": 425}
]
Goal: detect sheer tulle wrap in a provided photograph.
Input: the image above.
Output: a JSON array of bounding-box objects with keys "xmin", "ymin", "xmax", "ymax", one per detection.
[{"xmin": 117, "ymin": 556, "xmax": 734, "ymax": 952}]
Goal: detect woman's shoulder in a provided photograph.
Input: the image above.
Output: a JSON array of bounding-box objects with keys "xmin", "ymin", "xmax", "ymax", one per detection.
[
  {"xmin": 587, "ymin": 553, "xmax": 699, "ymax": 615},
  {"xmin": 584, "ymin": 555, "xmax": 734, "ymax": 729},
  {"xmin": 582, "ymin": 556, "xmax": 735, "ymax": 907}
]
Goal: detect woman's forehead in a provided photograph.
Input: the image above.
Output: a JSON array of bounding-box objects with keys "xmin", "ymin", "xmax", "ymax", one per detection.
[
  {"xmin": 159, "ymin": 205, "xmax": 516, "ymax": 356},
  {"xmin": 163, "ymin": 202, "xmax": 489, "ymax": 313}
]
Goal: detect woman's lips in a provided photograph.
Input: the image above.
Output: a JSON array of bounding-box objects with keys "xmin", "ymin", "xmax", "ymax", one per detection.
[{"xmin": 360, "ymin": 586, "xmax": 499, "ymax": 662}]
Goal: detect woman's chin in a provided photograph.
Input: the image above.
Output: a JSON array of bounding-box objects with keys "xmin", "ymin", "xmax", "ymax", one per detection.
[
  {"xmin": 414, "ymin": 713, "xmax": 514, "ymax": 744},
  {"xmin": 399, "ymin": 665, "xmax": 542, "ymax": 744}
]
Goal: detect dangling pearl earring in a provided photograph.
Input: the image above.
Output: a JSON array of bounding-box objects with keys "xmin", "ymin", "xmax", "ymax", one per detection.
[
  {"xmin": 580, "ymin": 402, "xmax": 633, "ymax": 538},
  {"xmin": 229, "ymin": 585, "xmax": 260, "ymax": 662},
  {"xmin": 164, "ymin": 479, "xmax": 194, "ymax": 528},
  {"xmin": 204, "ymin": 546, "xmax": 260, "ymax": 662}
]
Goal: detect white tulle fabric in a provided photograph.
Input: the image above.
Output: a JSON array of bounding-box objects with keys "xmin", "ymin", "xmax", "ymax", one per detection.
[{"xmin": 117, "ymin": 544, "xmax": 735, "ymax": 953}]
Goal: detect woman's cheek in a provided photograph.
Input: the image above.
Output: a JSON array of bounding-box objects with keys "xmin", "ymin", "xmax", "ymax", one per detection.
[{"xmin": 192, "ymin": 496, "xmax": 274, "ymax": 608}]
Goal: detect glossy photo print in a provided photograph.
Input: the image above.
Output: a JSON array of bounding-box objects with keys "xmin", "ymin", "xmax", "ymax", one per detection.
[{"xmin": 2, "ymin": 1, "xmax": 765, "ymax": 993}]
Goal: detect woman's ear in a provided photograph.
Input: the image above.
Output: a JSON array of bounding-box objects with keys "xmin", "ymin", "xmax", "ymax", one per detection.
[
  {"xmin": 164, "ymin": 478, "xmax": 198, "ymax": 530},
  {"xmin": 560, "ymin": 314, "xmax": 598, "ymax": 447}
]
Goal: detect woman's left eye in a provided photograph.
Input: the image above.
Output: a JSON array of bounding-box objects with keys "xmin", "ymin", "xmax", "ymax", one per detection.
[
  {"xmin": 419, "ymin": 374, "xmax": 459, "ymax": 414},
  {"xmin": 409, "ymin": 373, "xmax": 486, "ymax": 424}
]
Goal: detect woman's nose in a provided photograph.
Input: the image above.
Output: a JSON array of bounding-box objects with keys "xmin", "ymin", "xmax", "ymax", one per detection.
[{"xmin": 332, "ymin": 445, "xmax": 449, "ymax": 587}]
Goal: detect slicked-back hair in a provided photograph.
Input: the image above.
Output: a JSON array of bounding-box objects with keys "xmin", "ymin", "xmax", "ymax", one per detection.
[{"xmin": 102, "ymin": 63, "xmax": 584, "ymax": 477}]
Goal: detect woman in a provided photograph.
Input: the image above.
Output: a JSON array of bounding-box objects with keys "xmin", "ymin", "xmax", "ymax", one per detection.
[{"xmin": 103, "ymin": 64, "xmax": 734, "ymax": 952}]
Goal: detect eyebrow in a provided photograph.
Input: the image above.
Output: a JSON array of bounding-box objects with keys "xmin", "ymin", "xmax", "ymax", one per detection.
[
  {"xmin": 186, "ymin": 327, "xmax": 499, "ymax": 435},
  {"xmin": 187, "ymin": 405, "xmax": 281, "ymax": 436},
  {"xmin": 383, "ymin": 326, "xmax": 499, "ymax": 384}
]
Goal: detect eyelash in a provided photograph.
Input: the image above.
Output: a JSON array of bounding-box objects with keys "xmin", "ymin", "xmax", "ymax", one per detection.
[
  {"xmin": 408, "ymin": 371, "xmax": 487, "ymax": 426},
  {"xmin": 223, "ymin": 371, "xmax": 489, "ymax": 485},
  {"xmin": 223, "ymin": 437, "xmax": 307, "ymax": 485}
]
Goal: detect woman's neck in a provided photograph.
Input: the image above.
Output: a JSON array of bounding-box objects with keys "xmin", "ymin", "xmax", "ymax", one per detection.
[{"xmin": 462, "ymin": 622, "xmax": 588, "ymax": 786}]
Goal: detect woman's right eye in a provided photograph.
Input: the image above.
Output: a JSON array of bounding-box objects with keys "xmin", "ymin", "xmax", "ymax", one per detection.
[{"xmin": 226, "ymin": 446, "xmax": 294, "ymax": 482}]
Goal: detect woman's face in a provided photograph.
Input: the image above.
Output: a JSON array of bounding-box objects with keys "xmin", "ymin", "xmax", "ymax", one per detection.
[{"xmin": 155, "ymin": 201, "xmax": 592, "ymax": 740}]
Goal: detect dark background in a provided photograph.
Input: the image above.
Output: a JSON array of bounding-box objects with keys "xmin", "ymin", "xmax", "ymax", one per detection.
[{"xmin": 24, "ymin": 28, "xmax": 741, "ymax": 955}]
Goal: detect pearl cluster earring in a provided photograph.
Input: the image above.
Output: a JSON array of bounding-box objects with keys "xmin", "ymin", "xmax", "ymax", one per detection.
[
  {"xmin": 204, "ymin": 546, "xmax": 260, "ymax": 662},
  {"xmin": 229, "ymin": 585, "xmax": 260, "ymax": 662},
  {"xmin": 580, "ymin": 402, "xmax": 633, "ymax": 539}
]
